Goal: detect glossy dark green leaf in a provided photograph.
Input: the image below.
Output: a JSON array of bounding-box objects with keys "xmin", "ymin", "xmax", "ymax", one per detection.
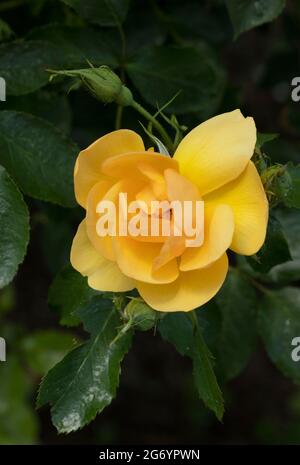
[
  {"xmin": 60, "ymin": 0, "xmax": 130, "ymax": 27},
  {"xmin": 165, "ymin": 1, "xmax": 231, "ymax": 45},
  {"xmin": 159, "ymin": 313, "xmax": 193, "ymax": 357},
  {"xmin": 158, "ymin": 301, "xmax": 220, "ymax": 356},
  {"xmin": 27, "ymin": 24, "xmax": 120, "ymax": 68},
  {"xmin": 215, "ymin": 269, "xmax": 257, "ymax": 380},
  {"xmin": 247, "ymin": 215, "xmax": 291, "ymax": 273},
  {"xmin": 193, "ymin": 324, "xmax": 224, "ymax": 421},
  {"xmin": 2, "ymin": 91, "xmax": 72, "ymax": 134},
  {"xmin": 125, "ymin": 7, "xmax": 165, "ymax": 56},
  {"xmin": 196, "ymin": 300, "xmax": 222, "ymax": 355},
  {"xmin": 48, "ymin": 266, "xmax": 100, "ymax": 327},
  {"xmin": 37, "ymin": 298, "xmax": 133, "ymax": 433},
  {"xmin": 225, "ymin": 0, "xmax": 286, "ymax": 38},
  {"xmin": 21, "ymin": 330, "xmax": 76, "ymax": 376},
  {"xmin": 0, "ymin": 40, "xmax": 62, "ymax": 95},
  {"xmin": 159, "ymin": 311, "xmax": 224, "ymax": 419},
  {"xmin": 258, "ymin": 287, "xmax": 300, "ymax": 384},
  {"xmin": 0, "ymin": 111, "xmax": 78, "ymax": 207},
  {"xmin": 159, "ymin": 302, "xmax": 221, "ymax": 358},
  {"xmin": 127, "ymin": 44, "xmax": 226, "ymax": 116},
  {"xmin": 0, "ymin": 166, "xmax": 29, "ymax": 289},
  {"xmin": 160, "ymin": 275, "xmax": 256, "ymax": 383}
]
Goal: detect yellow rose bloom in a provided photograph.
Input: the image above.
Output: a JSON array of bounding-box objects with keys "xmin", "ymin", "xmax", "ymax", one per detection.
[{"xmin": 70, "ymin": 109, "xmax": 268, "ymax": 312}]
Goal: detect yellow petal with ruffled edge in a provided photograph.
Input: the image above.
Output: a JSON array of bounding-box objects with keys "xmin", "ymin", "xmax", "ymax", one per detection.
[
  {"xmin": 113, "ymin": 236, "xmax": 179, "ymax": 284},
  {"xmin": 101, "ymin": 151, "xmax": 178, "ymax": 179},
  {"xmin": 137, "ymin": 254, "xmax": 228, "ymax": 312},
  {"xmin": 74, "ymin": 129, "xmax": 145, "ymax": 208},
  {"xmin": 180, "ymin": 204, "xmax": 234, "ymax": 271},
  {"xmin": 164, "ymin": 168, "xmax": 201, "ymax": 202},
  {"xmin": 152, "ymin": 235, "xmax": 186, "ymax": 271},
  {"xmin": 70, "ymin": 220, "xmax": 135, "ymax": 292},
  {"xmin": 204, "ymin": 161, "xmax": 268, "ymax": 255},
  {"xmin": 173, "ymin": 109, "xmax": 256, "ymax": 196}
]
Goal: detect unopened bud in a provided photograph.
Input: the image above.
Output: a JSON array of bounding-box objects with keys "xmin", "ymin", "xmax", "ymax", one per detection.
[
  {"xmin": 49, "ymin": 66, "xmax": 133, "ymax": 106},
  {"xmin": 124, "ymin": 299, "xmax": 158, "ymax": 331}
]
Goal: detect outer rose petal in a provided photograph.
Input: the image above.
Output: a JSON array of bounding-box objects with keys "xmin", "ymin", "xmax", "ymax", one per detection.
[
  {"xmin": 137, "ymin": 254, "xmax": 228, "ymax": 312},
  {"xmin": 204, "ymin": 161, "xmax": 269, "ymax": 255},
  {"xmin": 70, "ymin": 220, "xmax": 135, "ymax": 292},
  {"xmin": 180, "ymin": 204, "xmax": 234, "ymax": 271},
  {"xmin": 173, "ymin": 109, "xmax": 256, "ymax": 196},
  {"xmin": 86, "ymin": 180, "xmax": 115, "ymax": 261},
  {"xmin": 74, "ymin": 129, "xmax": 145, "ymax": 208}
]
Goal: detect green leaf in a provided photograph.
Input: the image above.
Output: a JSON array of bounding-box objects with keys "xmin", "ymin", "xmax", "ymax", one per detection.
[
  {"xmin": 267, "ymin": 209, "xmax": 300, "ymax": 284},
  {"xmin": 196, "ymin": 300, "xmax": 222, "ymax": 355},
  {"xmin": 193, "ymin": 323, "xmax": 224, "ymax": 421},
  {"xmin": 0, "ymin": 356, "xmax": 38, "ymax": 444},
  {"xmin": 160, "ymin": 272, "xmax": 257, "ymax": 382},
  {"xmin": 48, "ymin": 266, "xmax": 100, "ymax": 327},
  {"xmin": 247, "ymin": 215, "xmax": 291, "ymax": 273},
  {"xmin": 0, "ymin": 166, "xmax": 29, "ymax": 289},
  {"xmin": 0, "ymin": 40, "xmax": 62, "ymax": 95},
  {"xmin": 165, "ymin": 2, "xmax": 230, "ymax": 45},
  {"xmin": 2, "ymin": 91, "xmax": 72, "ymax": 134},
  {"xmin": 37, "ymin": 298, "xmax": 133, "ymax": 433},
  {"xmin": 274, "ymin": 163, "xmax": 300, "ymax": 209},
  {"xmin": 159, "ymin": 313, "xmax": 193, "ymax": 357},
  {"xmin": 60, "ymin": 0, "xmax": 130, "ymax": 27},
  {"xmin": 256, "ymin": 132, "xmax": 278, "ymax": 150},
  {"xmin": 21, "ymin": 330, "xmax": 76, "ymax": 376},
  {"xmin": 159, "ymin": 311, "xmax": 224, "ymax": 419},
  {"xmin": 0, "ymin": 111, "xmax": 78, "ymax": 207},
  {"xmin": 27, "ymin": 24, "xmax": 120, "ymax": 68},
  {"xmin": 127, "ymin": 44, "xmax": 226, "ymax": 116},
  {"xmin": 258, "ymin": 287, "xmax": 300, "ymax": 384},
  {"xmin": 225, "ymin": 0, "xmax": 286, "ymax": 38},
  {"xmin": 215, "ymin": 269, "xmax": 257, "ymax": 380},
  {"xmin": 124, "ymin": 299, "xmax": 158, "ymax": 331},
  {"xmin": 125, "ymin": 7, "xmax": 165, "ymax": 56}
]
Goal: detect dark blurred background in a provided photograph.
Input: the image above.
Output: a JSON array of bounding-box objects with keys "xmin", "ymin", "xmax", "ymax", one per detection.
[{"xmin": 0, "ymin": 0, "xmax": 300, "ymax": 444}]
